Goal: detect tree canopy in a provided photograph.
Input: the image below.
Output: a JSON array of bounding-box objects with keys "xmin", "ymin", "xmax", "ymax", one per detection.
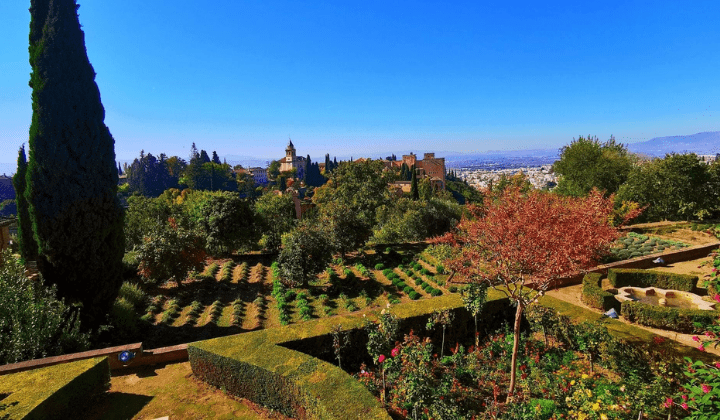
[{"xmin": 553, "ymin": 135, "xmax": 634, "ymax": 197}]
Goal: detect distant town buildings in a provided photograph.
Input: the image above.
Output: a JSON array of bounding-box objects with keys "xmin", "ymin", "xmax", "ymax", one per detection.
[
  {"xmin": 247, "ymin": 167, "xmax": 268, "ymax": 186},
  {"xmin": 455, "ymin": 165, "xmax": 557, "ymax": 190}
]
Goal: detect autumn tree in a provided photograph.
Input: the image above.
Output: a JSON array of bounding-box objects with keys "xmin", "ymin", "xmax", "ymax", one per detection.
[{"xmin": 439, "ymin": 187, "xmax": 640, "ymax": 402}]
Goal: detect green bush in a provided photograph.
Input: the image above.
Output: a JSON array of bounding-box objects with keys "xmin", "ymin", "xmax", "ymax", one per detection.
[
  {"xmin": 581, "ymin": 273, "xmax": 621, "ymax": 312},
  {"xmin": 403, "ymin": 286, "xmax": 414, "ymax": 294},
  {"xmin": 375, "ymin": 263, "xmax": 385, "ymax": 270},
  {"xmin": 118, "ymin": 281, "xmax": 147, "ymax": 311},
  {"xmin": 409, "ymin": 291, "xmax": 421, "ymax": 300},
  {"xmin": 430, "ymin": 289, "xmax": 443, "ymax": 297},
  {"xmin": 448, "ymin": 286, "xmax": 458, "ymax": 293},
  {"xmin": 382, "ymin": 268, "xmax": 393, "ymax": 277},
  {"xmin": 608, "ymin": 268, "xmax": 698, "ymax": 291},
  {"xmin": 620, "ymin": 301, "xmax": 718, "ymax": 334},
  {"xmin": 0, "ymin": 250, "xmax": 91, "ymax": 364},
  {"xmin": 111, "ymin": 297, "xmax": 139, "ymax": 338}
]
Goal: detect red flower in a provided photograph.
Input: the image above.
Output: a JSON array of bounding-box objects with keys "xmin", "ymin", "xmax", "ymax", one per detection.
[
  {"xmin": 714, "ymin": 362, "xmax": 720, "ymax": 369},
  {"xmin": 378, "ymin": 354, "xmax": 386, "ymax": 364},
  {"xmin": 702, "ymin": 384, "xmax": 711, "ymax": 393},
  {"xmin": 681, "ymin": 403, "xmax": 688, "ymax": 410},
  {"xmin": 692, "ymin": 336, "xmax": 700, "ymax": 342},
  {"xmin": 682, "ymin": 394, "xmax": 688, "ymax": 401},
  {"xmin": 664, "ymin": 397, "xmax": 673, "ymax": 408},
  {"xmin": 714, "ymin": 294, "xmax": 720, "ymax": 303},
  {"xmin": 653, "ymin": 336, "xmax": 666, "ymax": 345},
  {"xmin": 391, "ymin": 348, "xmax": 399, "ymax": 357},
  {"xmin": 698, "ymin": 344, "xmax": 706, "ymax": 352}
]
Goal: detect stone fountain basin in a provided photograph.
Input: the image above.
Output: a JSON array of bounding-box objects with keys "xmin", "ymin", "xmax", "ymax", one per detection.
[{"xmin": 615, "ymin": 286, "xmax": 717, "ymax": 311}]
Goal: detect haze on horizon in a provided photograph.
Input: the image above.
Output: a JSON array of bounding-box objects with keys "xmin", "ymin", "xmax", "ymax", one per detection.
[{"xmin": 1, "ymin": 0, "xmax": 718, "ymax": 164}]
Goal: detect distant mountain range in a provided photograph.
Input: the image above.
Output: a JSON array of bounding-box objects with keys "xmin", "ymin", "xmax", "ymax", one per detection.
[
  {"xmin": 626, "ymin": 131, "xmax": 720, "ymax": 157},
  {"xmin": 444, "ymin": 131, "xmax": 720, "ymax": 168}
]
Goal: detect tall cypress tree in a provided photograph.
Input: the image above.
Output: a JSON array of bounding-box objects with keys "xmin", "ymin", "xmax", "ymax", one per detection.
[
  {"xmin": 410, "ymin": 165, "xmax": 419, "ymax": 200},
  {"xmin": 12, "ymin": 145, "xmax": 38, "ymax": 262},
  {"xmin": 26, "ymin": 0, "xmax": 125, "ymax": 327}
]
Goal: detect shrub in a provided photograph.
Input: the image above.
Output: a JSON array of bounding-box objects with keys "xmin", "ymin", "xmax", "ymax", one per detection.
[
  {"xmin": 581, "ymin": 273, "xmax": 621, "ymax": 312},
  {"xmin": 435, "ymin": 264, "xmax": 445, "ymax": 274},
  {"xmin": 620, "ymin": 301, "xmax": 718, "ymax": 333},
  {"xmin": 430, "ymin": 288, "xmax": 443, "ymax": 297},
  {"xmin": 403, "ymin": 286, "xmax": 414, "ymax": 294},
  {"xmin": 448, "ymin": 286, "xmax": 458, "ymax": 293},
  {"xmin": 375, "ymin": 263, "xmax": 385, "ymax": 270},
  {"xmin": 409, "ymin": 291, "xmax": 421, "ymax": 300},
  {"xmin": 118, "ymin": 281, "xmax": 147, "ymax": 311},
  {"xmin": 111, "ymin": 297, "xmax": 139, "ymax": 338},
  {"xmin": 219, "ymin": 261, "xmax": 235, "ymax": 282},
  {"xmin": 420, "ymin": 268, "xmax": 430, "ymax": 275},
  {"xmin": 608, "ymin": 268, "xmax": 697, "ymax": 291}
]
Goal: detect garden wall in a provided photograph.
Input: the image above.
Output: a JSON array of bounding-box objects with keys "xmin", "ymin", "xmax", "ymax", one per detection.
[
  {"xmin": 548, "ymin": 241, "xmax": 720, "ymax": 289},
  {"xmin": 189, "ymin": 290, "xmax": 512, "ymax": 419}
]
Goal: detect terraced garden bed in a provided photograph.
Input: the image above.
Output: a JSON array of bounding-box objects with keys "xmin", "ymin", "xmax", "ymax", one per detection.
[{"xmin": 133, "ymin": 245, "xmax": 454, "ymax": 348}]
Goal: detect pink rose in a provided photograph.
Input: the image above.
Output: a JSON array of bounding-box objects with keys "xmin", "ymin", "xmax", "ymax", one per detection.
[
  {"xmin": 699, "ymin": 344, "xmax": 706, "ymax": 352},
  {"xmin": 702, "ymin": 384, "xmax": 711, "ymax": 393},
  {"xmin": 714, "ymin": 362, "xmax": 720, "ymax": 369},
  {"xmin": 682, "ymin": 403, "xmax": 688, "ymax": 410},
  {"xmin": 682, "ymin": 394, "xmax": 688, "ymax": 401},
  {"xmin": 391, "ymin": 348, "xmax": 399, "ymax": 357},
  {"xmin": 664, "ymin": 397, "xmax": 673, "ymax": 408},
  {"xmin": 378, "ymin": 354, "xmax": 386, "ymax": 364},
  {"xmin": 692, "ymin": 336, "xmax": 700, "ymax": 342}
]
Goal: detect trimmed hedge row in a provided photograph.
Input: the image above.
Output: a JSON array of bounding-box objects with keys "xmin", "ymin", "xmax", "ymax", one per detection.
[
  {"xmin": 620, "ymin": 301, "xmax": 718, "ymax": 334},
  {"xmin": 581, "ymin": 273, "xmax": 620, "ymax": 312},
  {"xmin": 0, "ymin": 357, "xmax": 109, "ymax": 420},
  {"xmin": 608, "ymin": 268, "xmax": 698, "ymax": 292},
  {"xmin": 189, "ymin": 291, "xmax": 511, "ymax": 419}
]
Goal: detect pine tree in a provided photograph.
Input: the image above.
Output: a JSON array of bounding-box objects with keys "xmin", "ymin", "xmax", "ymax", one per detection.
[
  {"xmin": 200, "ymin": 149, "xmax": 211, "ymax": 163},
  {"xmin": 212, "ymin": 151, "xmax": 221, "ymax": 164},
  {"xmin": 12, "ymin": 145, "xmax": 38, "ymax": 262},
  {"xmin": 410, "ymin": 165, "xmax": 419, "ymax": 200},
  {"xmin": 400, "ymin": 162, "xmax": 409, "ymax": 181},
  {"xmin": 117, "ymin": 162, "xmax": 122, "ymax": 175},
  {"xmin": 26, "ymin": 0, "xmax": 125, "ymax": 327}
]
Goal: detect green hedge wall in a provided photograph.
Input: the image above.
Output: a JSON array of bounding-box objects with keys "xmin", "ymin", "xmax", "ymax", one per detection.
[
  {"xmin": 620, "ymin": 301, "xmax": 718, "ymax": 334},
  {"xmin": 608, "ymin": 268, "xmax": 698, "ymax": 292},
  {"xmin": 189, "ymin": 291, "xmax": 511, "ymax": 419},
  {"xmin": 0, "ymin": 357, "xmax": 109, "ymax": 420},
  {"xmin": 581, "ymin": 273, "xmax": 621, "ymax": 312}
]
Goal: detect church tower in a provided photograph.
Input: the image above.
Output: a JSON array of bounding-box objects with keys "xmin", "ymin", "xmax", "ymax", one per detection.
[{"xmin": 286, "ymin": 139, "xmax": 296, "ymax": 161}]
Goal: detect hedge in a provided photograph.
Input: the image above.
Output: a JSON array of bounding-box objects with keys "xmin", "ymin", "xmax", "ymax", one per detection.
[
  {"xmin": 581, "ymin": 273, "xmax": 620, "ymax": 312},
  {"xmin": 0, "ymin": 357, "xmax": 109, "ymax": 420},
  {"xmin": 620, "ymin": 301, "xmax": 718, "ymax": 334},
  {"xmin": 189, "ymin": 291, "xmax": 511, "ymax": 419},
  {"xmin": 608, "ymin": 268, "xmax": 698, "ymax": 292}
]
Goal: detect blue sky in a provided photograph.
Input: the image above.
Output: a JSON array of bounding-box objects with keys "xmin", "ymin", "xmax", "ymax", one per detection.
[{"xmin": 1, "ymin": 0, "xmax": 719, "ymax": 167}]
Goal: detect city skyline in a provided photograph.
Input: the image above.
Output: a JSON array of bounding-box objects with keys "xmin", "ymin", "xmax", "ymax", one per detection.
[{"xmin": 1, "ymin": 0, "xmax": 718, "ymax": 165}]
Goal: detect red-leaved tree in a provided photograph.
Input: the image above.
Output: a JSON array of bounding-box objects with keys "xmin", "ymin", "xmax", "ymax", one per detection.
[{"xmin": 437, "ymin": 187, "xmax": 641, "ymax": 402}]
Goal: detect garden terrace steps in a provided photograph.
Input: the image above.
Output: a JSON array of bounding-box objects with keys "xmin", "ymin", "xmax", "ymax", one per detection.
[{"xmin": 188, "ymin": 291, "xmax": 508, "ymax": 419}]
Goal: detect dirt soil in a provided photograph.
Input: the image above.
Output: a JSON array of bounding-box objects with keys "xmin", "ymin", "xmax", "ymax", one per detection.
[{"xmin": 85, "ymin": 362, "xmax": 291, "ymax": 420}]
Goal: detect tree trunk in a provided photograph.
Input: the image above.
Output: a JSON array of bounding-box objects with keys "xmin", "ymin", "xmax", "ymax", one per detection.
[
  {"xmin": 475, "ymin": 315, "xmax": 479, "ymax": 347},
  {"xmin": 506, "ymin": 302, "xmax": 524, "ymax": 403}
]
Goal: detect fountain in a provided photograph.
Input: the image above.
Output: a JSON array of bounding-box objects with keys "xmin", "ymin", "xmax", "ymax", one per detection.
[{"xmin": 615, "ymin": 286, "xmax": 716, "ymax": 311}]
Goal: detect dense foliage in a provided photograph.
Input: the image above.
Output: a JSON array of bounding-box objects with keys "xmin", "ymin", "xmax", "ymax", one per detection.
[
  {"xmin": 553, "ymin": 135, "xmax": 635, "ymax": 197},
  {"xmin": 26, "ymin": 0, "xmax": 125, "ymax": 327},
  {"xmin": 12, "ymin": 145, "xmax": 37, "ymax": 262},
  {"xmin": 0, "ymin": 250, "xmax": 90, "ymax": 364},
  {"xmin": 616, "ymin": 153, "xmax": 720, "ymax": 222}
]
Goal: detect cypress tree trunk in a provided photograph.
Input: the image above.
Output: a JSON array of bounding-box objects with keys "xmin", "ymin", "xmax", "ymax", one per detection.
[
  {"xmin": 26, "ymin": 0, "xmax": 125, "ymax": 328},
  {"xmin": 410, "ymin": 165, "xmax": 419, "ymax": 200},
  {"xmin": 12, "ymin": 145, "xmax": 38, "ymax": 262}
]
